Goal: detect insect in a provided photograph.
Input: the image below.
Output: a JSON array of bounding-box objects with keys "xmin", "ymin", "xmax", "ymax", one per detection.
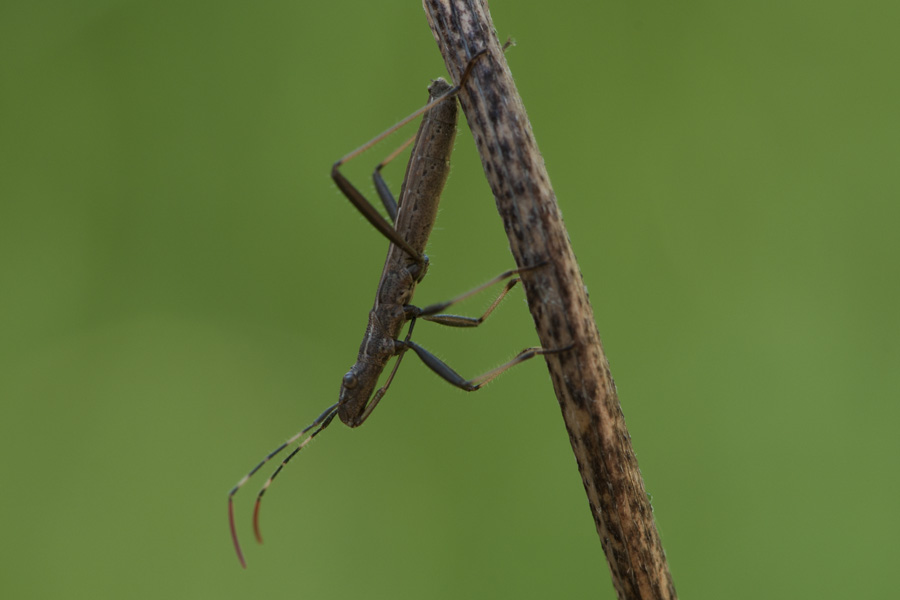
[{"xmin": 227, "ymin": 50, "xmax": 567, "ymax": 568}]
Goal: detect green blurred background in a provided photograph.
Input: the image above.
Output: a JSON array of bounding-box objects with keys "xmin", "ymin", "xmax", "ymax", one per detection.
[{"xmin": 2, "ymin": 1, "xmax": 898, "ymax": 598}]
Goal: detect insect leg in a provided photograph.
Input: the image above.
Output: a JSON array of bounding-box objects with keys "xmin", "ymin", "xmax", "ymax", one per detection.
[
  {"xmin": 372, "ymin": 134, "xmax": 417, "ymax": 222},
  {"xmin": 398, "ymin": 340, "xmax": 573, "ymax": 392},
  {"xmin": 351, "ymin": 315, "xmax": 445, "ymax": 428},
  {"xmin": 413, "ymin": 263, "xmax": 547, "ymax": 327},
  {"xmin": 353, "ymin": 265, "xmax": 547, "ymax": 424},
  {"xmin": 330, "ymin": 48, "xmax": 489, "ymax": 262},
  {"xmin": 332, "ymin": 159, "xmax": 422, "ymax": 261}
]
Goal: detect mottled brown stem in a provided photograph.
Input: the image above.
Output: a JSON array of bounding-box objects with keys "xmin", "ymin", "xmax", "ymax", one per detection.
[{"xmin": 423, "ymin": 2, "xmax": 677, "ymax": 598}]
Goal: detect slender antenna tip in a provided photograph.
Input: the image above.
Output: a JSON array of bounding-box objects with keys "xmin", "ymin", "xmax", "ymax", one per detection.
[
  {"xmin": 252, "ymin": 500, "xmax": 264, "ymax": 545},
  {"xmin": 228, "ymin": 500, "xmax": 248, "ymax": 569}
]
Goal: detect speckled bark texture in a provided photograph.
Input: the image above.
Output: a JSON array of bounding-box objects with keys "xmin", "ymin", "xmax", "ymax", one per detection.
[{"xmin": 423, "ymin": 2, "xmax": 677, "ymax": 598}]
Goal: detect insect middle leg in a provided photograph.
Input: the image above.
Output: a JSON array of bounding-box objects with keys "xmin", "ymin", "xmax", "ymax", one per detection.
[
  {"xmin": 401, "ymin": 339, "xmax": 570, "ymax": 392},
  {"xmin": 402, "ymin": 262, "xmax": 571, "ymax": 391},
  {"xmin": 353, "ymin": 264, "xmax": 544, "ymax": 425},
  {"xmin": 412, "ymin": 262, "xmax": 548, "ymax": 327}
]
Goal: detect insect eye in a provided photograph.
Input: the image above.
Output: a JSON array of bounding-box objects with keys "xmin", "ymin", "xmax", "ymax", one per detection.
[{"xmin": 342, "ymin": 372, "xmax": 358, "ymax": 389}]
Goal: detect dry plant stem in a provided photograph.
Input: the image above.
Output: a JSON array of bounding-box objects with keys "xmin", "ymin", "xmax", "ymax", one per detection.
[{"xmin": 423, "ymin": 1, "xmax": 676, "ymax": 599}]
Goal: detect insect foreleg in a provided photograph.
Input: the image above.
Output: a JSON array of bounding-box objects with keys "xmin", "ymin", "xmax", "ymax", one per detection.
[{"xmin": 350, "ymin": 318, "xmax": 419, "ymax": 428}]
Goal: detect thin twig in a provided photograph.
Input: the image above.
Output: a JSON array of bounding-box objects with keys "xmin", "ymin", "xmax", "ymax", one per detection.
[{"xmin": 423, "ymin": 2, "xmax": 677, "ymax": 598}]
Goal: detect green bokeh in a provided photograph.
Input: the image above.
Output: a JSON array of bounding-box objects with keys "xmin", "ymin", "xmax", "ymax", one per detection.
[{"xmin": 2, "ymin": 1, "xmax": 898, "ymax": 598}]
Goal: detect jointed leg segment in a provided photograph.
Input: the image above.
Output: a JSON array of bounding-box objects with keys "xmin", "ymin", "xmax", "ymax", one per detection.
[
  {"xmin": 413, "ymin": 263, "xmax": 546, "ymax": 327},
  {"xmin": 400, "ymin": 261, "xmax": 569, "ymax": 392},
  {"xmin": 330, "ymin": 49, "xmax": 489, "ymax": 264},
  {"xmin": 400, "ymin": 340, "xmax": 569, "ymax": 392}
]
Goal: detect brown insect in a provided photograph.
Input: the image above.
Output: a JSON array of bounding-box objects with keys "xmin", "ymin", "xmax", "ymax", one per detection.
[{"xmin": 227, "ymin": 50, "xmax": 565, "ymax": 567}]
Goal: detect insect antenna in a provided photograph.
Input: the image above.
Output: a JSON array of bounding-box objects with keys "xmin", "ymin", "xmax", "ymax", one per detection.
[
  {"xmin": 228, "ymin": 402, "xmax": 340, "ymax": 568},
  {"xmin": 251, "ymin": 408, "xmax": 339, "ymax": 543}
]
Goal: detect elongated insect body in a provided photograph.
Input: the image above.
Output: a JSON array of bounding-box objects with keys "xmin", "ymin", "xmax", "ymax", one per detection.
[
  {"xmin": 338, "ymin": 78, "xmax": 455, "ymax": 426},
  {"xmin": 228, "ymin": 50, "xmax": 568, "ymax": 568}
]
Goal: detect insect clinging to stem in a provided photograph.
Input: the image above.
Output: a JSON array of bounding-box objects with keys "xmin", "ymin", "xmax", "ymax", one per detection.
[{"xmin": 227, "ymin": 49, "xmax": 569, "ymax": 568}]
